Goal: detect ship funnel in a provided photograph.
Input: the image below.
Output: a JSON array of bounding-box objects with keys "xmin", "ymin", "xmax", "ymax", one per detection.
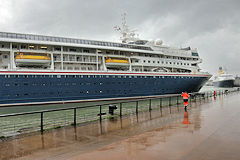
[{"xmin": 218, "ymin": 67, "xmax": 223, "ymax": 75}]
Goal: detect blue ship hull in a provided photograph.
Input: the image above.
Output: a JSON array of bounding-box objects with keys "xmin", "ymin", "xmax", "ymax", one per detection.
[
  {"xmin": 0, "ymin": 71, "xmax": 210, "ymax": 106},
  {"xmin": 213, "ymin": 79, "xmax": 234, "ymax": 88}
]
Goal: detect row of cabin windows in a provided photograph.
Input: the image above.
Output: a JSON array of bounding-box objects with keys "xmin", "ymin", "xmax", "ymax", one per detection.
[
  {"xmin": 3, "ymin": 75, "xmax": 197, "ymax": 79},
  {"xmin": 3, "ymin": 86, "xmax": 178, "ymax": 97},
  {"xmin": 2, "ymin": 89, "xmax": 141, "ymax": 97},
  {"xmin": 142, "ymin": 60, "xmax": 190, "ymax": 66},
  {"xmin": 142, "ymin": 54, "xmax": 196, "ymax": 61},
  {"xmin": 2, "ymin": 87, "xmax": 179, "ymax": 98},
  {"xmin": 3, "ymin": 77, "xmax": 197, "ymax": 87},
  {"xmin": 61, "ymin": 66, "xmax": 95, "ymax": 71},
  {"xmin": 3, "ymin": 81, "xmax": 139, "ymax": 86}
]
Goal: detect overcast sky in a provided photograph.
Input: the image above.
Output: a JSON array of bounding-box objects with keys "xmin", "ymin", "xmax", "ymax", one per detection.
[{"xmin": 0, "ymin": 0, "xmax": 239, "ymax": 75}]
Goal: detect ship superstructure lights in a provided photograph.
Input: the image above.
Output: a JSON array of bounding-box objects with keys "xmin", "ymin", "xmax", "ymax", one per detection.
[{"xmin": 40, "ymin": 46, "xmax": 47, "ymax": 49}]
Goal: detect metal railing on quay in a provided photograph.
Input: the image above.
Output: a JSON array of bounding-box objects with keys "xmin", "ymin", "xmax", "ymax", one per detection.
[{"xmin": 0, "ymin": 87, "xmax": 239, "ymax": 138}]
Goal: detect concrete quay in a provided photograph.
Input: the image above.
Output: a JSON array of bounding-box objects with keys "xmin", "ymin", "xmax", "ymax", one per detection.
[{"xmin": 1, "ymin": 92, "xmax": 240, "ymax": 160}]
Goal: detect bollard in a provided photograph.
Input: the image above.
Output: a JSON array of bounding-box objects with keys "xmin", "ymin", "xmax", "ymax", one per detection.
[{"xmin": 109, "ymin": 105, "xmax": 117, "ymax": 115}]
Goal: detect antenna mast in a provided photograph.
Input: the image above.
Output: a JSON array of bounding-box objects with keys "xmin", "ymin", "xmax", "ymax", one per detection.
[{"xmin": 121, "ymin": 13, "xmax": 139, "ymax": 43}]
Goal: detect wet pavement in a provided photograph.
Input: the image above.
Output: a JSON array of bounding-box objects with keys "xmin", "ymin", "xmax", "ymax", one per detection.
[{"xmin": 1, "ymin": 92, "xmax": 240, "ymax": 160}]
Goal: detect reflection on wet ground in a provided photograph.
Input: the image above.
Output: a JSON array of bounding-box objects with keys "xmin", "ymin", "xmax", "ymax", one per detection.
[{"xmin": 1, "ymin": 93, "xmax": 240, "ymax": 160}]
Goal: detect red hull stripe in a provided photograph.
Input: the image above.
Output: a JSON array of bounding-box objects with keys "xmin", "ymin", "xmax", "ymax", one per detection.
[{"xmin": 0, "ymin": 71, "xmax": 211, "ymax": 77}]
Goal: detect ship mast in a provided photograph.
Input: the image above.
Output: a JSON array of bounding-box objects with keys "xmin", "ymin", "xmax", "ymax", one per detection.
[{"xmin": 121, "ymin": 13, "xmax": 139, "ymax": 43}]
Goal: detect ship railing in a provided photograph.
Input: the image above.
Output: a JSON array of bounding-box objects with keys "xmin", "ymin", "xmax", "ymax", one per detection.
[{"xmin": 0, "ymin": 87, "xmax": 239, "ymax": 138}]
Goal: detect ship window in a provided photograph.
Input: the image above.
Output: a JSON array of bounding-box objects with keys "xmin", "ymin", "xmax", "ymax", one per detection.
[
  {"xmin": 169, "ymin": 62, "xmax": 172, "ymax": 64},
  {"xmin": 143, "ymin": 60, "xmax": 146, "ymax": 63},
  {"xmin": 192, "ymin": 52, "xmax": 198, "ymax": 56},
  {"xmin": 12, "ymin": 45, "xmax": 18, "ymax": 48},
  {"xmin": 14, "ymin": 75, "xmax": 19, "ymax": 78},
  {"xmin": 55, "ymin": 47, "xmax": 61, "ymax": 51},
  {"xmin": 148, "ymin": 61, "xmax": 150, "ymax": 63},
  {"xmin": 83, "ymin": 49, "xmax": 89, "ymax": 53}
]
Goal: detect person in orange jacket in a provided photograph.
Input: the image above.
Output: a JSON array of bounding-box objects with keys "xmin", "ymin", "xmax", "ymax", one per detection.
[
  {"xmin": 181, "ymin": 92, "xmax": 190, "ymax": 110},
  {"xmin": 213, "ymin": 90, "xmax": 216, "ymax": 97}
]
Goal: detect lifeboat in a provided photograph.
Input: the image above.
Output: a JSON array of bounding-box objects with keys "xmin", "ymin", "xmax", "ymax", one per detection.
[
  {"xmin": 105, "ymin": 57, "xmax": 129, "ymax": 67},
  {"xmin": 15, "ymin": 53, "xmax": 51, "ymax": 66}
]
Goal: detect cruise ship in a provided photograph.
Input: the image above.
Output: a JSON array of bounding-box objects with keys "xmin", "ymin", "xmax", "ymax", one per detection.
[
  {"xmin": 213, "ymin": 67, "xmax": 235, "ymax": 88},
  {"xmin": 0, "ymin": 15, "xmax": 211, "ymax": 106}
]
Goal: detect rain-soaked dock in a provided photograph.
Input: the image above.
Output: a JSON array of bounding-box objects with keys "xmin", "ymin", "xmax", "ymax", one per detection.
[{"xmin": 1, "ymin": 92, "xmax": 240, "ymax": 160}]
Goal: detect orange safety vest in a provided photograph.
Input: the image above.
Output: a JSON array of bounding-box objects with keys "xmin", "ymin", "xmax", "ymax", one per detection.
[{"xmin": 181, "ymin": 92, "xmax": 190, "ymax": 99}]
